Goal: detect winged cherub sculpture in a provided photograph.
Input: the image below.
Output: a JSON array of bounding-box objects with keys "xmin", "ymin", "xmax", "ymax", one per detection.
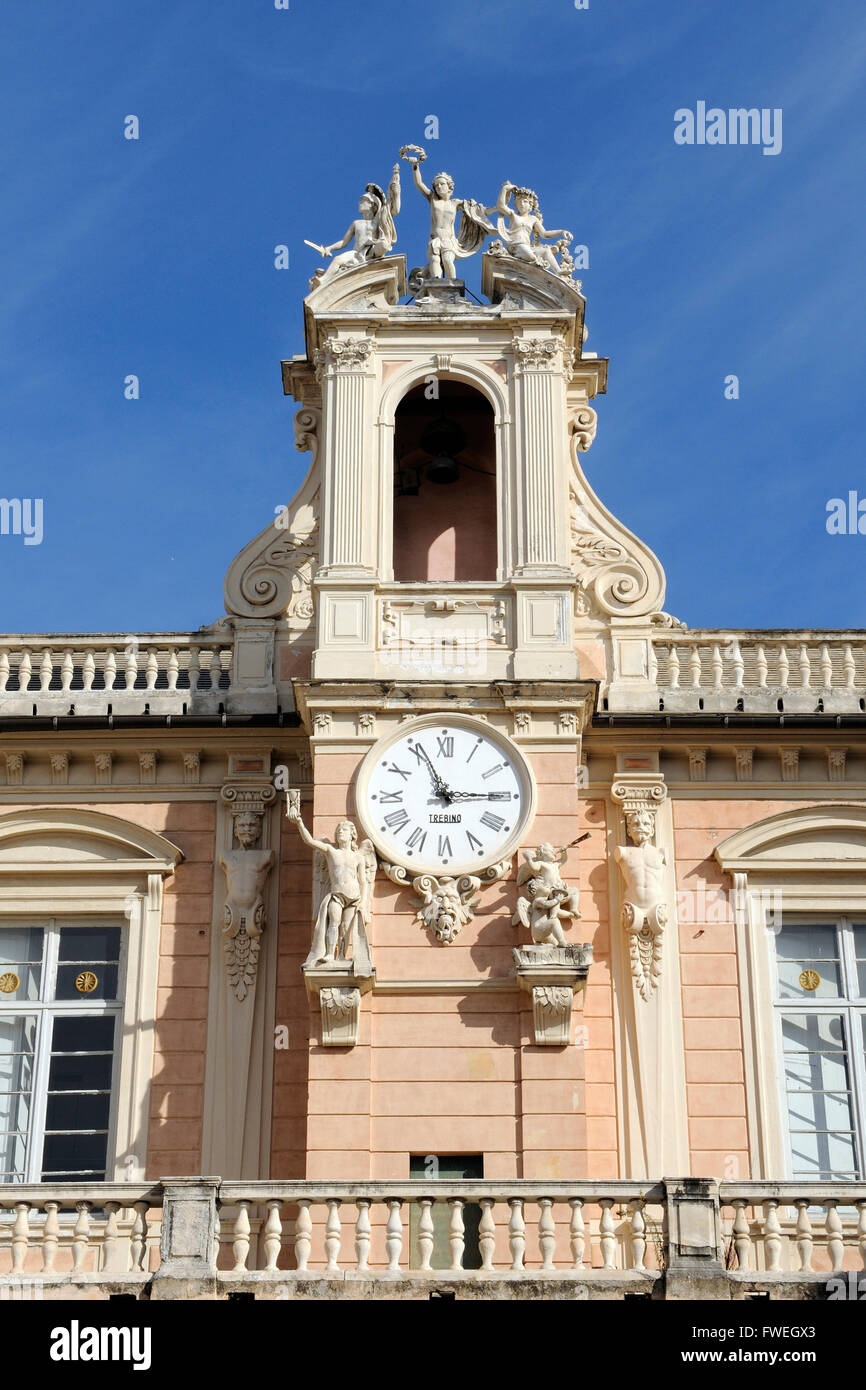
[
  {"xmin": 512, "ymin": 843, "xmax": 581, "ymax": 948},
  {"xmin": 494, "ymin": 182, "xmax": 574, "ymax": 277},
  {"xmin": 286, "ymin": 800, "xmax": 377, "ymax": 971},
  {"xmin": 307, "ymin": 164, "xmax": 401, "ymax": 290}
]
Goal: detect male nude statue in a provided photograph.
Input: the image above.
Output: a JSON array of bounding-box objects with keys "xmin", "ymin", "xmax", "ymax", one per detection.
[
  {"xmin": 286, "ymin": 802, "xmax": 376, "ymax": 966},
  {"xmin": 219, "ymin": 811, "xmax": 275, "ymax": 941}
]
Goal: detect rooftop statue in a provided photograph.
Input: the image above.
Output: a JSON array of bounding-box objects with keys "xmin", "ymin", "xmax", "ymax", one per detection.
[
  {"xmin": 492, "ymin": 182, "xmax": 575, "ymax": 279},
  {"xmin": 306, "ymin": 164, "xmax": 401, "ymax": 291},
  {"xmin": 401, "ymin": 144, "xmax": 495, "ymax": 282}
]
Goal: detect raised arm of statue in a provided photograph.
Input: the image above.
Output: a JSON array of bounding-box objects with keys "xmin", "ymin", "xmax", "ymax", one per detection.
[
  {"xmin": 286, "ymin": 801, "xmax": 329, "ymax": 855},
  {"xmin": 411, "ymin": 160, "xmax": 432, "ymax": 200}
]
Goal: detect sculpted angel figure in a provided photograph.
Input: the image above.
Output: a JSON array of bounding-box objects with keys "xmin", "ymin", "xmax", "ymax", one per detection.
[
  {"xmin": 495, "ymin": 182, "xmax": 573, "ymax": 275},
  {"xmin": 406, "ymin": 155, "xmax": 495, "ymax": 280},
  {"xmin": 308, "ymin": 165, "xmax": 401, "ymax": 290},
  {"xmin": 512, "ymin": 843, "xmax": 581, "ymax": 948},
  {"xmin": 286, "ymin": 802, "xmax": 376, "ymax": 970},
  {"xmin": 614, "ymin": 807, "xmax": 668, "ymax": 1000}
]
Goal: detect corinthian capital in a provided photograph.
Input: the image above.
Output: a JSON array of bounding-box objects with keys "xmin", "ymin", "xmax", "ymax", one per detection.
[{"xmin": 314, "ymin": 336, "xmax": 374, "ymax": 378}]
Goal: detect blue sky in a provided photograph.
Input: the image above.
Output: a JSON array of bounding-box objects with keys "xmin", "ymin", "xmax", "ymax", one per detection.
[{"xmin": 1, "ymin": 0, "xmax": 864, "ymax": 633}]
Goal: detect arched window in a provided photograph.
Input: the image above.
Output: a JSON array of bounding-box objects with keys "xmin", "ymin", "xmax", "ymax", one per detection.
[{"xmin": 393, "ymin": 381, "xmax": 497, "ymax": 582}]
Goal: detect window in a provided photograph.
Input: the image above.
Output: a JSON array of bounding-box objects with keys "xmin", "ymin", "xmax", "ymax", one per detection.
[
  {"xmin": 773, "ymin": 919, "xmax": 866, "ymax": 1181},
  {"xmin": 0, "ymin": 922, "xmax": 123, "ymax": 1183},
  {"xmin": 409, "ymin": 1154, "xmax": 483, "ymax": 1269}
]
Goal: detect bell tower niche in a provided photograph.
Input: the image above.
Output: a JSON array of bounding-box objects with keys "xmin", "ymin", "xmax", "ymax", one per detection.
[{"xmin": 393, "ymin": 380, "xmax": 497, "ymax": 583}]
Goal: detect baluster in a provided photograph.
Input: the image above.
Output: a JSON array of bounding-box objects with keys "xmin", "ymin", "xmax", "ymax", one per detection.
[
  {"xmin": 732, "ymin": 641, "xmax": 744, "ymax": 687},
  {"xmin": 508, "ymin": 1198, "xmax": 526, "ymax": 1271},
  {"xmin": 213, "ymin": 1207, "xmax": 221, "ymax": 1268},
  {"xmin": 799, "ymin": 643, "xmax": 811, "ymax": 689},
  {"xmin": 569, "ymin": 1198, "xmax": 586, "ymax": 1270},
  {"xmin": 61, "ymin": 651, "xmax": 74, "ymax": 693},
  {"xmin": 232, "ymin": 1200, "xmax": 251, "ymax": 1272},
  {"xmin": 40, "ymin": 650, "xmax": 53, "ymax": 692},
  {"xmin": 711, "ymin": 643, "xmax": 723, "ymax": 691},
  {"xmin": 294, "ymin": 1201, "xmax": 312, "ymax": 1271},
  {"xmin": 124, "ymin": 644, "xmax": 138, "ymax": 689},
  {"xmin": 856, "ymin": 1199, "xmax": 866, "ymax": 1271},
  {"xmin": 479, "ymin": 1199, "xmax": 495, "ymax": 1272},
  {"xmin": 12, "ymin": 1202, "xmax": 30, "ymax": 1272},
  {"xmin": 82, "ymin": 650, "xmax": 95, "ymax": 691},
  {"xmin": 145, "ymin": 649, "xmax": 159, "ymax": 692},
  {"xmin": 756, "ymin": 645, "xmax": 768, "ymax": 689},
  {"xmin": 448, "ymin": 1199, "xmax": 465, "ymax": 1272},
  {"xmin": 103, "ymin": 649, "xmax": 117, "ymax": 691},
  {"xmin": 385, "ymin": 1200, "xmax": 403, "ymax": 1273},
  {"xmin": 689, "ymin": 645, "xmax": 702, "ymax": 689},
  {"xmin": 415, "ymin": 1199, "xmax": 434, "ymax": 1272},
  {"xmin": 72, "ymin": 1201, "xmax": 91, "ymax": 1273},
  {"xmin": 167, "ymin": 650, "xmax": 179, "ymax": 692},
  {"xmin": 354, "ymin": 1200, "xmax": 371, "ymax": 1272},
  {"xmin": 0, "ymin": 650, "xmax": 8, "ymax": 691},
  {"xmin": 220, "ymin": 646, "xmax": 233, "ymax": 684},
  {"xmin": 131, "ymin": 1201, "xmax": 149, "ymax": 1272},
  {"xmin": 18, "ymin": 649, "xmax": 32, "ymax": 692},
  {"xmin": 187, "ymin": 647, "xmax": 201, "ymax": 692},
  {"xmin": 102, "ymin": 1201, "xmax": 123, "ymax": 1272},
  {"xmin": 763, "ymin": 1199, "xmax": 782, "ymax": 1271},
  {"xmin": 778, "ymin": 645, "xmax": 789, "ymax": 690},
  {"xmin": 599, "ymin": 1199, "xmax": 616, "ymax": 1269},
  {"xmin": 826, "ymin": 1201, "xmax": 844, "ymax": 1273},
  {"xmin": 668, "ymin": 645, "xmax": 680, "ymax": 690},
  {"xmin": 820, "ymin": 644, "xmax": 833, "ymax": 689},
  {"xmin": 42, "ymin": 1201, "xmax": 60, "ymax": 1272},
  {"xmin": 630, "ymin": 1200, "xmax": 647, "ymax": 1272},
  {"xmin": 324, "ymin": 1200, "xmax": 342, "ymax": 1275},
  {"xmin": 795, "ymin": 1200, "xmax": 813, "ymax": 1272},
  {"xmin": 648, "ymin": 641, "xmax": 658, "ymax": 686},
  {"xmin": 263, "ymin": 1199, "xmax": 282, "ymax": 1272},
  {"xmin": 538, "ymin": 1198, "xmax": 555, "ymax": 1272},
  {"xmin": 843, "ymin": 645, "xmax": 856, "ymax": 688},
  {"xmin": 201, "ymin": 649, "xmax": 216, "ymax": 689},
  {"xmin": 732, "ymin": 1200, "xmax": 752, "ymax": 1270}
]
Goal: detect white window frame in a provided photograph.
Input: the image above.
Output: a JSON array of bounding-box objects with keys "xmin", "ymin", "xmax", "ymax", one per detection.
[
  {"xmin": 0, "ymin": 808, "xmax": 182, "ymax": 1183},
  {"xmin": 0, "ymin": 918, "xmax": 127, "ymax": 1182},
  {"xmin": 770, "ymin": 914, "xmax": 866, "ymax": 1182},
  {"xmin": 715, "ymin": 803, "xmax": 866, "ymax": 1181}
]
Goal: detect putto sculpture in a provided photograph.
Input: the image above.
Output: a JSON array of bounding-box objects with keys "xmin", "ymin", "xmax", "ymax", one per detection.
[
  {"xmin": 512, "ymin": 842, "xmax": 581, "ymax": 946},
  {"xmin": 306, "ymin": 164, "xmax": 401, "ymax": 290},
  {"xmin": 492, "ymin": 182, "xmax": 575, "ymax": 278},
  {"xmin": 286, "ymin": 797, "xmax": 376, "ymax": 970},
  {"xmin": 402, "ymin": 145, "xmax": 494, "ymax": 282}
]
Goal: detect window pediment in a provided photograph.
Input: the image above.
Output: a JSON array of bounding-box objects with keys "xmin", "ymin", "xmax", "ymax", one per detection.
[
  {"xmin": 715, "ymin": 804, "xmax": 866, "ymax": 876},
  {"xmin": 0, "ymin": 808, "xmax": 183, "ymax": 873}
]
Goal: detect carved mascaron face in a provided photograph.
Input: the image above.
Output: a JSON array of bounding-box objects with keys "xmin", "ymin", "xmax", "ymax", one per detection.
[{"xmin": 356, "ymin": 713, "xmax": 536, "ymax": 876}]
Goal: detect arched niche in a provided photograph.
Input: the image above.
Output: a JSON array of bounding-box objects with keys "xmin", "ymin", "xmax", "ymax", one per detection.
[{"xmin": 392, "ymin": 380, "xmax": 497, "ymax": 582}]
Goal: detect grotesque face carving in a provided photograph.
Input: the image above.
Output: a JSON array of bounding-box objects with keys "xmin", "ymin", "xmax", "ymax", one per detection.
[
  {"xmin": 235, "ymin": 811, "xmax": 261, "ymax": 848},
  {"xmin": 625, "ymin": 808, "xmax": 654, "ymax": 846}
]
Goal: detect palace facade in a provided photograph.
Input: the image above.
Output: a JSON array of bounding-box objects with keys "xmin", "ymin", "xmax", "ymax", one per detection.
[{"xmin": 1, "ymin": 210, "xmax": 865, "ymax": 1298}]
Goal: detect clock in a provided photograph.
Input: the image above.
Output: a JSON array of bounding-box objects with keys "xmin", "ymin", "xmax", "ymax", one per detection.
[{"xmin": 356, "ymin": 713, "xmax": 536, "ymax": 876}]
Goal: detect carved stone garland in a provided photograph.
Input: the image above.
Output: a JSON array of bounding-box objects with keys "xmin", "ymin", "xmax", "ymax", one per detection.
[
  {"xmin": 611, "ymin": 776, "xmax": 668, "ymax": 1002},
  {"xmin": 219, "ymin": 783, "xmax": 277, "ymax": 1001}
]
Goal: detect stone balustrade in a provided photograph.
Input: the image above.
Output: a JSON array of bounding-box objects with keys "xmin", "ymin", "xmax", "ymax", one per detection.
[
  {"xmin": 607, "ymin": 630, "xmax": 866, "ymax": 715},
  {"xmin": 2, "ymin": 1177, "xmax": 866, "ymax": 1298},
  {"xmin": 0, "ymin": 635, "xmax": 234, "ymax": 717}
]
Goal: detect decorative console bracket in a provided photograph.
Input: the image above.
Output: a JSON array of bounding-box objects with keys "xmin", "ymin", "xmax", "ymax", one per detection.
[
  {"xmin": 302, "ymin": 963, "xmax": 376, "ymax": 1047},
  {"xmin": 512, "ymin": 944, "xmax": 593, "ymax": 1046}
]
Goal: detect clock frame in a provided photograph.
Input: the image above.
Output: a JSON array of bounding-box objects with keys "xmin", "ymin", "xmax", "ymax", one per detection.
[{"xmin": 355, "ymin": 712, "xmax": 537, "ymax": 876}]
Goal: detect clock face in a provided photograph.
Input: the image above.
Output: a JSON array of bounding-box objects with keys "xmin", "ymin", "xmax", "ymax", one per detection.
[{"xmin": 356, "ymin": 714, "xmax": 536, "ymax": 876}]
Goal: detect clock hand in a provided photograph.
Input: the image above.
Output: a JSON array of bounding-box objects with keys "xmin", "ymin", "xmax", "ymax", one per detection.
[
  {"xmin": 448, "ymin": 791, "xmax": 512, "ymax": 801},
  {"xmin": 414, "ymin": 744, "xmax": 454, "ymax": 801}
]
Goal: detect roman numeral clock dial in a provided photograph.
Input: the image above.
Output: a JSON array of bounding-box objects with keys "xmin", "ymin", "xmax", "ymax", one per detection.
[{"xmin": 356, "ymin": 714, "xmax": 536, "ymax": 876}]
